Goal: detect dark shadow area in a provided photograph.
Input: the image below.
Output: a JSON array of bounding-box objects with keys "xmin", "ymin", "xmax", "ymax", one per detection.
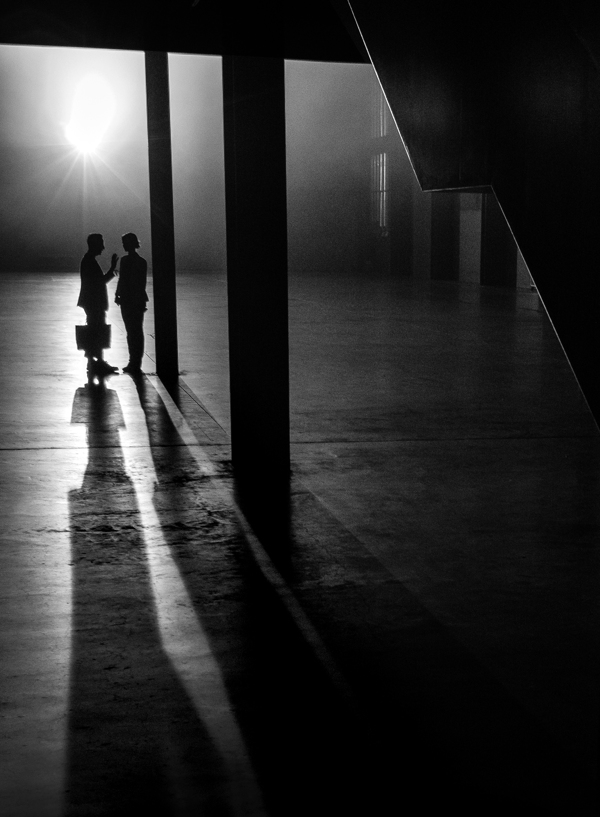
[
  {"xmin": 283, "ymin": 487, "xmax": 597, "ymax": 813},
  {"xmin": 232, "ymin": 475, "xmax": 293, "ymax": 575}
]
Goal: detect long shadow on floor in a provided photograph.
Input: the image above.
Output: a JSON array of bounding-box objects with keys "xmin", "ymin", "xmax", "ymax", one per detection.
[
  {"xmin": 67, "ymin": 383, "xmax": 239, "ymax": 816},
  {"xmin": 66, "ymin": 379, "xmax": 394, "ymax": 816},
  {"xmin": 129, "ymin": 375, "xmax": 395, "ymax": 816}
]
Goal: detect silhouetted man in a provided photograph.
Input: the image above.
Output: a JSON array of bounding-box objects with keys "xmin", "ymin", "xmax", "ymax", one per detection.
[
  {"xmin": 77, "ymin": 233, "xmax": 119, "ymax": 377},
  {"xmin": 115, "ymin": 232, "xmax": 148, "ymax": 374}
]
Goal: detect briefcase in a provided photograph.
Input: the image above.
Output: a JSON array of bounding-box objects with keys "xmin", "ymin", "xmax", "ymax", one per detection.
[{"xmin": 75, "ymin": 324, "xmax": 111, "ymax": 351}]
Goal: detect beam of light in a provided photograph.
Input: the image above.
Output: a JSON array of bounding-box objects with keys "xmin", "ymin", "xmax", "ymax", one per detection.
[
  {"xmin": 78, "ymin": 146, "xmax": 150, "ymax": 206},
  {"xmin": 64, "ymin": 74, "xmax": 115, "ymax": 155},
  {"xmin": 116, "ymin": 379, "xmax": 265, "ymax": 816}
]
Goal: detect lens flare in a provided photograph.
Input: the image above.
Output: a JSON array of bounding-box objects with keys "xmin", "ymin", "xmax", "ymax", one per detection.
[{"xmin": 65, "ymin": 74, "xmax": 115, "ymax": 154}]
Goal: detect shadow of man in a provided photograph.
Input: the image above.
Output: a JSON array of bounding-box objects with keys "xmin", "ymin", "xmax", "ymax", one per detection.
[{"xmin": 66, "ymin": 382, "xmax": 234, "ymax": 816}]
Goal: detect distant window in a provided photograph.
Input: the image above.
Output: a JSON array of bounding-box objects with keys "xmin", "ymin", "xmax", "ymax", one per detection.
[
  {"xmin": 372, "ymin": 85, "xmax": 389, "ymax": 138},
  {"xmin": 371, "ymin": 151, "xmax": 388, "ymax": 233},
  {"xmin": 371, "ymin": 86, "xmax": 389, "ymax": 235}
]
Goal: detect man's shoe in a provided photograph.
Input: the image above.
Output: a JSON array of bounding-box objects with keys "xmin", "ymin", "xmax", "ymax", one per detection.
[
  {"xmin": 96, "ymin": 360, "xmax": 119, "ymax": 374},
  {"xmin": 123, "ymin": 364, "xmax": 142, "ymax": 374}
]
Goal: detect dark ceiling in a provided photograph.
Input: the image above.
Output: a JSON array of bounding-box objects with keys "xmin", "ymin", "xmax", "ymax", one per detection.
[{"xmin": 0, "ymin": 1, "xmax": 369, "ymax": 62}]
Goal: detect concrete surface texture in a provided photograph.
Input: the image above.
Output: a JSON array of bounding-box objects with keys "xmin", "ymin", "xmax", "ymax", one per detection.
[{"xmin": 0, "ymin": 271, "xmax": 597, "ymax": 815}]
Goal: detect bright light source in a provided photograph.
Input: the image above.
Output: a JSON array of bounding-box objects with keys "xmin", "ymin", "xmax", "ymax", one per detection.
[{"xmin": 65, "ymin": 74, "xmax": 115, "ymax": 154}]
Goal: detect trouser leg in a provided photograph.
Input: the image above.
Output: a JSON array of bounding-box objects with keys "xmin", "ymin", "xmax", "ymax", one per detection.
[
  {"xmin": 121, "ymin": 307, "xmax": 145, "ymax": 368},
  {"xmin": 84, "ymin": 309, "xmax": 107, "ymax": 361}
]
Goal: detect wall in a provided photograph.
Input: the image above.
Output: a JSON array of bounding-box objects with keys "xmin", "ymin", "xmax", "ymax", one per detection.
[
  {"xmin": 168, "ymin": 54, "xmax": 226, "ymax": 273},
  {"xmin": 285, "ymin": 61, "xmax": 373, "ymax": 275}
]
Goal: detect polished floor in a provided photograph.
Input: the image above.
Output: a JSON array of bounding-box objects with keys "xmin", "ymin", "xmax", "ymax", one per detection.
[{"xmin": 0, "ymin": 271, "xmax": 598, "ymax": 815}]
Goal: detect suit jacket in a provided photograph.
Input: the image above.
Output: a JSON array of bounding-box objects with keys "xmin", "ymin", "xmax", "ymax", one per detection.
[
  {"xmin": 77, "ymin": 253, "xmax": 115, "ymax": 312},
  {"xmin": 115, "ymin": 253, "xmax": 149, "ymax": 311}
]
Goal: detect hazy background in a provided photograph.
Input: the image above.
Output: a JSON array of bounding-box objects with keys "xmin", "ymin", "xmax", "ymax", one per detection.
[
  {"xmin": 0, "ymin": 45, "xmax": 150, "ymax": 271},
  {"xmin": 0, "ymin": 45, "xmax": 416, "ymax": 276},
  {"xmin": 0, "ymin": 45, "xmax": 524, "ymax": 285}
]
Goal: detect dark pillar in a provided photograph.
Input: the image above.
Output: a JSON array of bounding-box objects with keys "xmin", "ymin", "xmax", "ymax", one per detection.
[
  {"xmin": 222, "ymin": 56, "xmax": 290, "ymax": 493},
  {"xmin": 145, "ymin": 51, "xmax": 179, "ymax": 383},
  {"xmin": 480, "ymin": 192, "xmax": 517, "ymax": 287},
  {"xmin": 431, "ymin": 192, "xmax": 460, "ymax": 280}
]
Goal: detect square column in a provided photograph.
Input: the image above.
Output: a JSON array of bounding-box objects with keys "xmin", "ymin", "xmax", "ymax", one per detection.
[
  {"xmin": 145, "ymin": 51, "xmax": 179, "ymax": 383},
  {"xmin": 222, "ymin": 56, "xmax": 290, "ymax": 490},
  {"xmin": 431, "ymin": 192, "xmax": 460, "ymax": 281}
]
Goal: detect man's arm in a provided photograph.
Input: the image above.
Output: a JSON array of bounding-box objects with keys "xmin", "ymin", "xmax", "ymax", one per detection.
[
  {"xmin": 103, "ymin": 253, "xmax": 119, "ymax": 283},
  {"xmin": 114, "ymin": 257, "xmax": 123, "ymax": 302}
]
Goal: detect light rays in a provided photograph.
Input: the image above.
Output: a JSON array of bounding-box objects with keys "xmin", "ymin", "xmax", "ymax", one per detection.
[
  {"xmin": 62, "ymin": 70, "xmax": 149, "ymax": 208},
  {"xmin": 116, "ymin": 378, "xmax": 265, "ymax": 816},
  {"xmin": 78, "ymin": 146, "xmax": 151, "ymax": 207}
]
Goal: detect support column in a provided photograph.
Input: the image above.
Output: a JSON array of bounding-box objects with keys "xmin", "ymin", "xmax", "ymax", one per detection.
[
  {"xmin": 145, "ymin": 51, "xmax": 179, "ymax": 383},
  {"xmin": 480, "ymin": 192, "xmax": 517, "ymax": 287},
  {"xmin": 431, "ymin": 192, "xmax": 460, "ymax": 281},
  {"xmin": 222, "ymin": 56, "xmax": 290, "ymax": 491}
]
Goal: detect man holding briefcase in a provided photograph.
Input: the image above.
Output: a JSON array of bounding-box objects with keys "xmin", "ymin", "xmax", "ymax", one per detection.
[{"xmin": 77, "ymin": 233, "xmax": 119, "ymax": 378}]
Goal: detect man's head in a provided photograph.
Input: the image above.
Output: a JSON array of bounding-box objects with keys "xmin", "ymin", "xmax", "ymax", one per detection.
[
  {"xmin": 121, "ymin": 233, "xmax": 140, "ymax": 252},
  {"xmin": 87, "ymin": 233, "xmax": 104, "ymax": 255}
]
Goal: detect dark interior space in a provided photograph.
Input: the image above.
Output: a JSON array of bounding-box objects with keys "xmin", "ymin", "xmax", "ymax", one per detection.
[{"xmin": 0, "ymin": 2, "xmax": 597, "ymax": 815}]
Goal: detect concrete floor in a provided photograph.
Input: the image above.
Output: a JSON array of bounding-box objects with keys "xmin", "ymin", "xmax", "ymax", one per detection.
[{"xmin": 0, "ymin": 271, "xmax": 597, "ymax": 815}]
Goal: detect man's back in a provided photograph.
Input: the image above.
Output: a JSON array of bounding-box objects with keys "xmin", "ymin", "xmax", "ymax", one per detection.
[
  {"xmin": 117, "ymin": 253, "xmax": 148, "ymax": 310},
  {"xmin": 78, "ymin": 252, "xmax": 108, "ymax": 312}
]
